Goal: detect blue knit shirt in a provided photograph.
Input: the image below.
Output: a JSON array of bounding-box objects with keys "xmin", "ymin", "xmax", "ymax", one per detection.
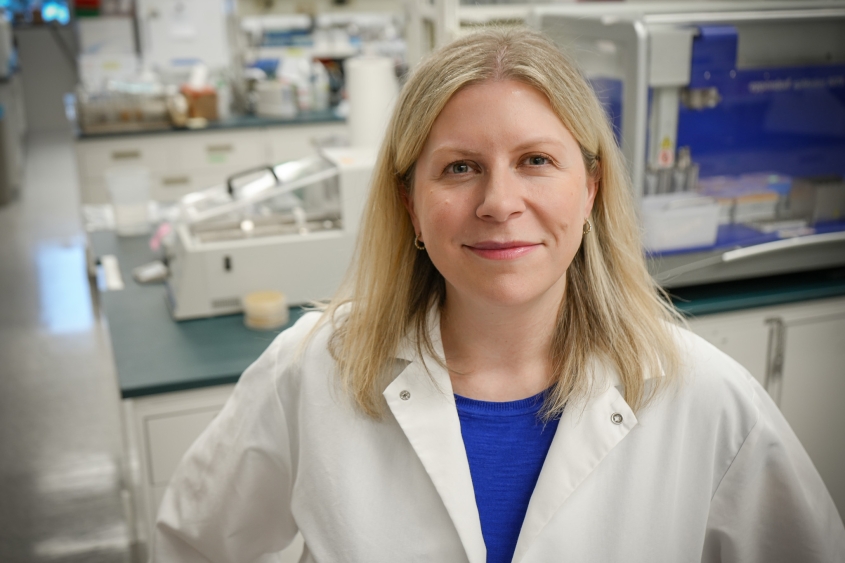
[{"xmin": 455, "ymin": 391, "xmax": 560, "ymax": 563}]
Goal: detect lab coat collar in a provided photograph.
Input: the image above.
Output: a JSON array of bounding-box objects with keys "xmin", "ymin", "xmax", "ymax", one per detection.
[
  {"xmin": 384, "ymin": 307, "xmax": 642, "ymax": 563},
  {"xmin": 384, "ymin": 309, "xmax": 486, "ymax": 563}
]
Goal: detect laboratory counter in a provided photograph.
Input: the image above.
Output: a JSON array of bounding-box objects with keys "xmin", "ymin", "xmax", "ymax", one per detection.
[
  {"xmin": 89, "ymin": 230, "xmax": 845, "ymax": 399},
  {"xmin": 90, "ymin": 231, "xmax": 306, "ymax": 399},
  {"xmin": 74, "ymin": 109, "xmax": 344, "ymax": 140}
]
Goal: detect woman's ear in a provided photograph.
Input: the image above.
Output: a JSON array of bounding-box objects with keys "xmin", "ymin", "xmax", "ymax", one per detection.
[
  {"xmin": 584, "ymin": 176, "xmax": 599, "ymax": 219},
  {"xmin": 400, "ymin": 186, "xmax": 421, "ymax": 235}
]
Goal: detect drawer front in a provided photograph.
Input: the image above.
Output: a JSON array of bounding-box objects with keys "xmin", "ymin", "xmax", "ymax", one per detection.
[
  {"xmin": 79, "ymin": 137, "xmax": 169, "ymax": 177},
  {"xmin": 145, "ymin": 407, "xmax": 220, "ymax": 485},
  {"xmin": 151, "ymin": 169, "xmax": 249, "ymax": 202},
  {"xmin": 267, "ymin": 123, "xmax": 347, "ymax": 163},
  {"xmin": 176, "ymin": 130, "xmax": 267, "ymax": 172}
]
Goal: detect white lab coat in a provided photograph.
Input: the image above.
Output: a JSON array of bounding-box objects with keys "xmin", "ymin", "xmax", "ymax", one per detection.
[{"xmin": 154, "ymin": 310, "xmax": 845, "ymax": 563}]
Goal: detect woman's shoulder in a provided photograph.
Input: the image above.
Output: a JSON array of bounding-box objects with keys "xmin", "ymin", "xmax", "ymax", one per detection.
[
  {"xmin": 660, "ymin": 324, "xmax": 763, "ymax": 436},
  {"xmin": 262, "ymin": 307, "xmax": 346, "ymax": 369},
  {"xmin": 672, "ymin": 324, "xmax": 758, "ymax": 394}
]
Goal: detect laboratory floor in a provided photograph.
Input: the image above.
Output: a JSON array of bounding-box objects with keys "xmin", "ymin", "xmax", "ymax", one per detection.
[{"xmin": 0, "ymin": 131, "xmax": 136, "ymax": 562}]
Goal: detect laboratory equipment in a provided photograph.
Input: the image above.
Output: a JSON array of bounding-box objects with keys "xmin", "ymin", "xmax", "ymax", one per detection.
[
  {"xmin": 165, "ymin": 147, "xmax": 375, "ymax": 320},
  {"xmin": 532, "ymin": 1, "xmax": 845, "ymax": 286}
]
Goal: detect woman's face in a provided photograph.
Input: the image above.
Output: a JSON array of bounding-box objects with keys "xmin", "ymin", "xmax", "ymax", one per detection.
[{"xmin": 406, "ymin": 79, "xmax": 597, "ymax": 309}]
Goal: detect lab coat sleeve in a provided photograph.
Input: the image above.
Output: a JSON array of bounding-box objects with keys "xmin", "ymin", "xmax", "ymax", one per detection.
[
  {"xmin": 153, "ymin": 330, "xmax": 301, "ymax": 563},
  {"xmin": 701, "ymin": 377, "xmax": 845, "ymax": 563}
]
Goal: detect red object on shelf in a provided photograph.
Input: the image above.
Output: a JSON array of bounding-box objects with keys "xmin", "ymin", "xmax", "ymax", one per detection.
[{"xmin": 180, "ymin": 85, "xmax": 219, "ymax": 121}]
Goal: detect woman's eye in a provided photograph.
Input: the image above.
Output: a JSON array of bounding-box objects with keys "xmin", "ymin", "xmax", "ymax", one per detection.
[
  {"xmin": 526, "ymin": 155, "xmax": 549, "ymax": 166},
  {"xmin": 447, "ymin": 162, "xmax": 471, "ymax": 174}
]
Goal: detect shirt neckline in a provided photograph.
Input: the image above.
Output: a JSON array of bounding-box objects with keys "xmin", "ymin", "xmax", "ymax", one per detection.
[{"xmin": 454, "ymin": 389, "xmax": 549, "ymax": 416}]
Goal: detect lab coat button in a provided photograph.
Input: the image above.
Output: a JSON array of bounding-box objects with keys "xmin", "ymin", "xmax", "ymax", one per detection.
[
  {"xmin": 610, "ymin": 412, "xmax": 623, "ymax": 425},
  {"xmin": 400, "ymin": 390, "xmax": 411, "ymax": 401}
]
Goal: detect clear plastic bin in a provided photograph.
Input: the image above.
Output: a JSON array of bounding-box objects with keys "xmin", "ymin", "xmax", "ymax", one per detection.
[
  {"xmin": 641, "ymin": 193, "xmax": 720, "ymax": 253},
  {"xmin": 105, "ymin": 166, "xmax": 151, "ymax": 236}
]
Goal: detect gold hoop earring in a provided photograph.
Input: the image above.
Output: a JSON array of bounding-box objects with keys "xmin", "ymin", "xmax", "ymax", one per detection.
[
  {"xmin": 414, "ymin": 235, "xmax": 425, "ymax": 250},
  {"xmin": 583, "ymin": 219, "xmax": 592, "ymax": 236}
]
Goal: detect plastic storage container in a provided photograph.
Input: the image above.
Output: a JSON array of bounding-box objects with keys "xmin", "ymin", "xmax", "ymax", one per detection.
[
  {"xmin": 242, "ymin": 290, "xmax": 289, "ymax": 330},
  {"xmin": 641, "ymin": 193, "xmax": 720, "ymax": 252},
  {"xmin": 105, "ymin": 166, "xmax": 151, "ymax": 236}
]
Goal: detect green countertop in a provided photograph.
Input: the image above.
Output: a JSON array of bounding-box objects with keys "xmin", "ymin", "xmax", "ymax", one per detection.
[
  {"xmin": 90, "ymin": 231, "xmax": 306, "ymax": 399},
  {"xmin": 76, "ymin": 110, "xmax": 344, "ymax": 140},
  {"xmin": 669, "ymin": 267, "xmax": 845, "ymax": 317},
  {"xmin": 90, "ymin": 231, "xmax": 845, "ymax": 399}
]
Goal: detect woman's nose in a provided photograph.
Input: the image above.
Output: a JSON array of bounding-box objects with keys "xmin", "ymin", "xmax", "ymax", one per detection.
[{"xmin": 475, "ymin": 167, "xmax": 525, "ymax": 222}]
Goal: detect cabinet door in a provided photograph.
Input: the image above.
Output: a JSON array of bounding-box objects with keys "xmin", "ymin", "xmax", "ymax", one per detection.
[
  {"xmin": 687, "ymin": 311, "xmax": 770, "ymax": 386},
  {"xmin": 174, "ymin": 129, "xmax": 267, "ymax": 173},
  {"xmin": 779, "ymin": 309, "xmax": 845, "ymax": 519},
  {"xmin": 79, "ymin": 136, "xmax": 168, "ymax": 176},
  {"xmin": 266, "ymin": 123, "xmax": 348, "ymax": 163}
]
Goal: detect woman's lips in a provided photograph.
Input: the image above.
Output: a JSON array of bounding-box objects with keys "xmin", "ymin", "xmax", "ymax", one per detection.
[{"xmin": 465, "ymin": 241, "xmax": 541, "ymax": 260}]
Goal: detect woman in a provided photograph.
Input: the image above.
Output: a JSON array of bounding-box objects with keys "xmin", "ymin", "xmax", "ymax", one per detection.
[{"xmin": 154, "ymin": 29, "xmax": 844, "ymax": 562}]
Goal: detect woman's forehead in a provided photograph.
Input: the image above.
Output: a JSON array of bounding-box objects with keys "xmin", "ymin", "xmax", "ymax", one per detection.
[{"xmin": 421, "ymin": 79, "xmax": 576, "ymax": 155}]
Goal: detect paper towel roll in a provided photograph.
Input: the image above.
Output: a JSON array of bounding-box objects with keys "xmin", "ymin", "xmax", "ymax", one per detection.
[{"xmin": 344, "ymin": 56, "xmax": 398, "ymax": 148}]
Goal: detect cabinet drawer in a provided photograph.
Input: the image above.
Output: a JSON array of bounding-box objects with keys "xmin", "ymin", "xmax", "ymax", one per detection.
[
  {"xmin": 79, "ymin": 137, "xmax": 169, "ymax": 177},
  {"xmin": 152, "ymin": 169, "xmax": 250, "ymax": 202},
  {"xmin": 145, "ymin": 407, "xmax": 220, "ymax": 485},
  {"xmin": 174, "ymin": 130, "xmax": 267, "ymax": 172},
  {"xmin": 267, "ymin": 123, "xmax": 347, "ymax": 163}
]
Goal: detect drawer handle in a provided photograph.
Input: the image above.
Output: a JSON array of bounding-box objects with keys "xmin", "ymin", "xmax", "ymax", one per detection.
[
  {"xmin": 207, "ymin": 144, "xmax": 233, "ymax": 153},
  {"xmin": 112, "ymin": 150, "xmax": 141, "ymax": 160},
  {"xmin": 162, "ymin": 176, "xmax": 190, "ymax": 186},
  {"xmin": 764, "ymin": 317, "xmax": 786, "ymax": 406}
]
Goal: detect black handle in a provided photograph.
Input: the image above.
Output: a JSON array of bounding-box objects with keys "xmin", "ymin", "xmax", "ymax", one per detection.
[{"xmin": 226, "ymin": 165, "xmax": 279, "ymax": 197}]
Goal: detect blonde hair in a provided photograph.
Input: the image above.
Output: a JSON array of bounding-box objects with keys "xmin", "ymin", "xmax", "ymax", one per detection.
[{"xmin": 319, "ymin": 27, "xmax": 682, "ymax": 418}]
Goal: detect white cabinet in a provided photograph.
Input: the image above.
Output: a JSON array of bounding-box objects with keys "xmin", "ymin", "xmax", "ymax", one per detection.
[
  {"xmin": 122, "ymin": 384, "xmax": 304, "ymax": 562},
  {"xmin": 76, "ymin": 121, "xmax": 347, "ymax": 204},
  {"xmin": 688, "ymin": 296, "xmax": 845, "ymax": 518},
  {"xmin": 779, "ymin": 311, "xmax": 845, "ymax": 516},
  {"xmin": 687, "ymin": 310, "xmax": 770, "ymax": 386}
]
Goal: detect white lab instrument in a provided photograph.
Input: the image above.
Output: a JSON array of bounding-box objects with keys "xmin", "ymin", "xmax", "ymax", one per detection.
[
  {"xmin": 165, "ymin": 147, "xmax": 375, "ymax": 320},
  {"xmin": 532, "ymin": 1, "xmax": 845, "ymax": 285}
]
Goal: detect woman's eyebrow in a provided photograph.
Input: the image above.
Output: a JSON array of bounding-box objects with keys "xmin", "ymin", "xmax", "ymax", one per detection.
[
  {"xmin": 429, "ymin": 146, "xmax": 483, "ymax": 157},
  {"xmin": 511, "ymin": 137, "xmax": 567, "ymax": 151}
]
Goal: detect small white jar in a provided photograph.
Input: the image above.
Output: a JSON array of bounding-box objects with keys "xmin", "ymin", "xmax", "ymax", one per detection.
[{"xmin": 242, "ymin": 291, "xmax": 289, "ymax": 331}]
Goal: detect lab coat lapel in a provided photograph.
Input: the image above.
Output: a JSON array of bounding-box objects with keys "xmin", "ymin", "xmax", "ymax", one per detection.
[
  {"xmin": 384, "ymin": 319, "xmax": 486, "ymax": 563},
  {"xmin": 512, "ymin": 366, "xmax": 638, "ymax": 562}
]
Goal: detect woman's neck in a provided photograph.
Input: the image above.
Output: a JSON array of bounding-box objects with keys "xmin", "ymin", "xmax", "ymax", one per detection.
[{"xmin": 440, "ymin": 288, "xmax": 562, "ymax": 402}]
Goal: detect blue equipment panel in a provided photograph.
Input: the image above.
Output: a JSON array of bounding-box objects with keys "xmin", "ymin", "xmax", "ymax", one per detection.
[{"xmin": 677, "ymin": 25, "xmax": 845, "ymax": 179}]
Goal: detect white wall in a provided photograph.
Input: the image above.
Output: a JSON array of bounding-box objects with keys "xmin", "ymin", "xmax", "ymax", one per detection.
[{"xmin": 15, "ymin": 25, "xmax": 78, "ymax": 133}]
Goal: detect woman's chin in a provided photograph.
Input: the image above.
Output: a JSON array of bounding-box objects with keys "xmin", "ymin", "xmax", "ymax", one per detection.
[{"xmin": 448, "ymin": 279, "xmax": 567, "ymax": 311}]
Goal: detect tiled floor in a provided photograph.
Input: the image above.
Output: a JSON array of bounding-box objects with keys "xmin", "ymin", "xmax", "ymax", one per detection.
[{"xmin": 0, "ymin": 131, "xmax": 135, "ymax": 562}]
